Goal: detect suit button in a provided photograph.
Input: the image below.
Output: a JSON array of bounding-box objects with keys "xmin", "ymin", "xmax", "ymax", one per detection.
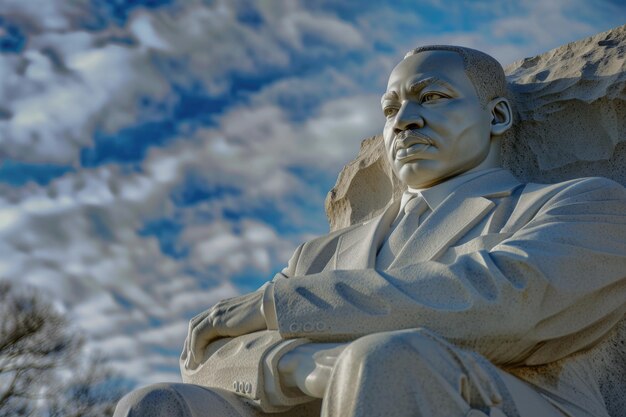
[
  {"xmin": 289, "ymin": 323, "xmax": 300, "ymax": 332},
  {"xmin": 316, "ymin": 322, "xmax": 325, "ymax": 331},
  {"xmin": 303, "ymin": 322, "xmax": 313, "ymax": 332}
]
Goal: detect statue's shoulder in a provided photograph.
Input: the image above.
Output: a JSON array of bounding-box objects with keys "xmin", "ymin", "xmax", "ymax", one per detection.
[
  {"xmin": 302, "ymin": 222, "xmax": 362, "ymax": 248},
  {"xmin": 518, "ymin": 176, "xmax": 626, "ymax": 209},
  {"xmin": 522, "ymin": 175, "xmax": 625, "ymax": 194}
]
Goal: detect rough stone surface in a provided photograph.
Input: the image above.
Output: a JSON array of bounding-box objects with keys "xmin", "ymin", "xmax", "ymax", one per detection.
[
  {"xmin": 324, "ymin": 135, "xmax": 403, "ymax": 231},
  {"xmin": 503, "ymin": 24, "xmax": 626, "ymax": 185},
  {"xmin": 325, "ymin": 24, "xmax": 626, "ymax": 231}
]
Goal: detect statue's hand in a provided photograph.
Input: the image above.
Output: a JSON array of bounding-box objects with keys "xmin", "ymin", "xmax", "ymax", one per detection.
[
  {"xmin": 278, "ymin": 343, "xmax": 347, "ymax": 398},
  {"xmin": 186, "ymin": 290, "xmax": 267, "ymax": 365}
]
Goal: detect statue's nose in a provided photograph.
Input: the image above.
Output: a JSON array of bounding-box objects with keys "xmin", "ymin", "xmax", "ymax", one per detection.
[{"xmin": 393, "ymin": 102, "xmax": 425, "ymax": 134}]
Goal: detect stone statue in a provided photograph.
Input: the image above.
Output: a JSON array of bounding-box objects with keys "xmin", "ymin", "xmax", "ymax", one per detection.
[{"xmin": 114, "ymin": 39, "xmax": 626, "ymax": 417}]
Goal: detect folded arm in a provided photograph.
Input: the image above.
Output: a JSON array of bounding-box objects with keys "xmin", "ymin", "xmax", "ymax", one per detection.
[{"xmin": 266, "ymin": 178, "xmax": 626, "ymax": 365}]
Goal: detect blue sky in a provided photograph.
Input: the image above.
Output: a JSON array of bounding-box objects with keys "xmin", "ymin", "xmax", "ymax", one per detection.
[{"xmin": 0, "ymin": 0, "xmax": 623, "ymax": 386}]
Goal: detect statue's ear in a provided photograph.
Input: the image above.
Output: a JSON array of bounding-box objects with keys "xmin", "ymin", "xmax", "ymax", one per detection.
[{"xmin": 489, "ymin": 97, "xmax": 513, "ymax": 136}]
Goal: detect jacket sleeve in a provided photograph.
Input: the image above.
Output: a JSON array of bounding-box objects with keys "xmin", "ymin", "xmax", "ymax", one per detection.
[
  {"xmin": 180, "ymin": 330, "xmax": 313, "ymax": 412},
  {"xmin": 269, "ymin": 178, "xmax": 626, "ymax": 366},
  {"xmin": 273, "ymin": 243, "xmax": 304, "ymax": 281}
]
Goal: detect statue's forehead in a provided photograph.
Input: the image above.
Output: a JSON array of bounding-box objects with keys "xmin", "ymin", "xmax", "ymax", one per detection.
[{"xmin": 386, "ymin": 51, "xmax": 465, "ymax": 90}]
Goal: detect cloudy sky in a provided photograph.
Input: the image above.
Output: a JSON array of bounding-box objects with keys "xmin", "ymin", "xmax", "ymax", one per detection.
[{"xmin": 0, "ymin": 0, "xmax": 623, "ymax": 387}]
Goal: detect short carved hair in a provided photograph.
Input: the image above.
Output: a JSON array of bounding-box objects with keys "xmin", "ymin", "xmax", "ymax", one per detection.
[{"xmin": 404, "ymin": 45, "xmax": 508, "ymax": 106}]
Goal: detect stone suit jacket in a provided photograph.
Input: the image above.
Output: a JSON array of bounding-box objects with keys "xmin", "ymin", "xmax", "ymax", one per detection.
[
  {"xmin": 183, "ymin": 169, "xmax": 626, "ymax": 416},
  {"xmin": 267, "ymin": 168, "xmax": 626, "ymax": 417}
]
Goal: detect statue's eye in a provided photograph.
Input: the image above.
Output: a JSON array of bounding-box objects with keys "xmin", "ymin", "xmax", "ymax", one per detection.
[
  {"xmin": 422, "ymin": 92, "xmax": 447, "ymax": 103},
  {"xmin": 383, "ymin": 107, "xmax": 399, "ymax": 118}
]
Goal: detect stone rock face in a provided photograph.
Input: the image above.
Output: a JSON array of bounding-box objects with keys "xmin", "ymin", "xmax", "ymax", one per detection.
[
  {"xmin": 503, "ymin": 24, "xmax": 626, "ymax": 185},
  {"xmin": 324, "ymin": 135, "xmax": 402, "ymax": 232},
  {"xmin": 325, "ymin": 24, "xmax": 626, "ymax": 231}
]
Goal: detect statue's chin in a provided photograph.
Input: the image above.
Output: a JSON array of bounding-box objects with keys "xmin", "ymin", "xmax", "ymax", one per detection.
[{"xmin": 394, "ymin": 162, "xmax": 438, "ymax": 190}]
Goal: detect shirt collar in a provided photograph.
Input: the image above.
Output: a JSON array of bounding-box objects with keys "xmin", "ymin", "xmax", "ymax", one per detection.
[{"xmin": 402, "ymin": 168, "xmax": 503, "ymax": 211}]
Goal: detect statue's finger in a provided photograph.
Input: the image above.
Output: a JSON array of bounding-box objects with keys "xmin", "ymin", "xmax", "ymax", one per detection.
[
  {"xmin": 190, "ymin": 308, "xmax": 210, "ymax": 329},
  {"xmin": 180, "ymin": 337, "xmax": 195, "ymax": 369},
  {"xmin": 190, "ymin": 317, "xmax": 217, "ymax": 363},
  {"xmin": 189, "ymin": 319, "xmax": 206, "ymax": 363},
  {"xmin": 186, "ymin": 306, "xmax": 217, "ymax": 344},
  {"xmin": 182, "ymin": 335, "xmax": 189, "ymax": 354}
]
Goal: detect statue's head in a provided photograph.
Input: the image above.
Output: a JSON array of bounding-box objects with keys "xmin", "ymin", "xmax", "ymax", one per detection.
[{"xmin": 382, "ymin": 45, "xmax": 513, "ymax": 189}]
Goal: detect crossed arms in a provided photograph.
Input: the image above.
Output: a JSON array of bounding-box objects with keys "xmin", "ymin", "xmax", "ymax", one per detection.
[{"xmin": 183, "ymin": 176, "xmax": 626, "ymax": 376}]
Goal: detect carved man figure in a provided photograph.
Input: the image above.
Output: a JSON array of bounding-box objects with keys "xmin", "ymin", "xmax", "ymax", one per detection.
[{"xmin": 115, "ymin": 46, "xmax": 626, "ymax": 417}]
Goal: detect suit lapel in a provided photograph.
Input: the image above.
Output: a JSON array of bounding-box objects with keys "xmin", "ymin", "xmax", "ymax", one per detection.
[
  {"xmin": 334, "ymin": 200, "xmax": 400, "ymax": 270},
  {"xmin": 389, "ymin": 169, "xmax": 522, "ymax": 268}
]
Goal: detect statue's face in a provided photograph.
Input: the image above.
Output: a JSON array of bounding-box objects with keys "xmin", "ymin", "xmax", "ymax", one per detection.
[{"xmin": 382, "ymin": 51, "xmax": 494, "ymax": 189}]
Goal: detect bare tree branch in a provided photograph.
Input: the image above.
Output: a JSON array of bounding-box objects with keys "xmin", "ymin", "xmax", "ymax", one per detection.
[{"xmin": 0, "ymin": 280, "xmax": 128, "ymax": 416}]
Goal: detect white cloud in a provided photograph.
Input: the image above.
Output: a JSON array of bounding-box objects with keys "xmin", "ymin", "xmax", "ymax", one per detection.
[
  {"xmin": 0, "ymin": 40, "xmax": 169, "ymax": 163},
  {"xmin": 0, "ymin": 0, "xmax": 376, "ymax": 165},
  {"xmin": 278, "ymin": 10, "xmax": 365, "ymax": 51},
  {"xmin": 0, "ymin": 0, "xmax": 78, "ymax": 31},
  {"xmin": 130, "ymin": 14, "xmax": 170, "ymax": 51},
  {"xmin": 168, "ymin": 282, "xmax": 238, "ymax": 316},
  {"xmin": 301, "ymin": 94, "xmax": 384, "ymax": 164}
]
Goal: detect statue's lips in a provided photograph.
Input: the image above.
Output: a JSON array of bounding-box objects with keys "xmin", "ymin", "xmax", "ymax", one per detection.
[
  {"xmin": 395, "ymin": 143, "xmax": 431, "ymax": 161},
  {"xmin": 394, "ymin": 133, "xmax": 433, "ymax": 161}
]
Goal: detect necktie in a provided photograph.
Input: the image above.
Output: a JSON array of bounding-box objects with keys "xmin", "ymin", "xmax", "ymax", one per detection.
[{"xmin": 376, "ymin": 195, "xmax": 429, "ymax": 269}]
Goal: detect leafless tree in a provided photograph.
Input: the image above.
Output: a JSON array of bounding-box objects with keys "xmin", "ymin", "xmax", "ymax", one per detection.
[
  {"xmin": 0, "ymin": 281, "xmax": 128, "ymax": 416},
  {"xmin": 47, "ymin": 354, "xmax": 131, "ymax": 417}
]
